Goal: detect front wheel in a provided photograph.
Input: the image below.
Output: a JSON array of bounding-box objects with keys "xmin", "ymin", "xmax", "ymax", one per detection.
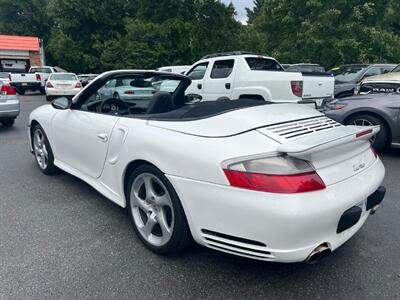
[
  {"xmin": 345, "ymin": 114, "xmax": 389, "ymax": 151},
  {"xmin": 127, "ymin": 165, "xmax": 192, "ymax": 254},
  {"xmin": 32, "ymin": 124, "xmax": 59, "ymax": 175}
]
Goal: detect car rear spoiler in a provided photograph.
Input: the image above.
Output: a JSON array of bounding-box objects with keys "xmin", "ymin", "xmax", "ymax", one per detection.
[{"xmin": 277, "ymin": 125, "xmax": 380, "ymax": 159}]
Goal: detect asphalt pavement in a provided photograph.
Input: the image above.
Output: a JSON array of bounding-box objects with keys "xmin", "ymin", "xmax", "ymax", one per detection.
[{"xmin": 0, "ymin": 94, "xmax": 399, "ymax": 299}]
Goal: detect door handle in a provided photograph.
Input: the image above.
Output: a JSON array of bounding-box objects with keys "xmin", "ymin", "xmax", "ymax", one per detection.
[
  {"xmin": 225, "ymin": 83, "xmax": 231, "ymax": 89},
  {"xmin": 97, "ymin": 133, "xmax": 108, "ymax": 142},
  {"xmin": 197, "ymin": 83, "xmax": 202, "ymax": 89}
]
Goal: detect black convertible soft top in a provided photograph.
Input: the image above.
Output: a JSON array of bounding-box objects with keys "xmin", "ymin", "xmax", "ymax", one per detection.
[{"xmin": 144, "ymin": 99, "xmax": 271, "ymax": 121}]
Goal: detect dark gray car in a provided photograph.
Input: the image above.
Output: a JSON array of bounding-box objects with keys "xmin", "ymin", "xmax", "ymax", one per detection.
[
  {"xmin": 332, "ymin": 64, "xmax": 396, "ymax": 98},
  {"xmin": 323, "ymin": 93, "xmax": 400, "ymax": 151}
]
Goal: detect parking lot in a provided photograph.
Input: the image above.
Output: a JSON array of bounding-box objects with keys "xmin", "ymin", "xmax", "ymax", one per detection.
[{"xmin": 0, "ymin": 93, "xmax": 399, "ymax": 299}]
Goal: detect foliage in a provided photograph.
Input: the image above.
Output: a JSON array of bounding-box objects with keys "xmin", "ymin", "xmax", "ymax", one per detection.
[
  {"xmin": 0, "ymin": 0, "xmax": 400, "ymax": 72},
  {"xmin": 249, "ymin": 0, "xmax": 400, "ymax": 68}
]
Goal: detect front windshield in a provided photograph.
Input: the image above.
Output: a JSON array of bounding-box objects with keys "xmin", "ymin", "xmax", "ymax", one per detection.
[
  {"xmin": 82, "ymin": 75, "xmax": 184, "ymax": 114},
  {"xmin": 333, "ymin": 66, "xmax": 367, "ymax": 83},
  {"xmin": 391, "ymin": 65, "xmax": 400, "ymax": 73}
]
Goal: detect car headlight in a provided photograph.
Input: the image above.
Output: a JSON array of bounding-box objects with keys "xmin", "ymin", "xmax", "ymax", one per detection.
[
  {"xmin": 354, "ymin": 84, "xmax": 361, "ymax": 95},
  {"xmin": 325, "ymin": 100, "xmax": 347, "ymax": 110}
]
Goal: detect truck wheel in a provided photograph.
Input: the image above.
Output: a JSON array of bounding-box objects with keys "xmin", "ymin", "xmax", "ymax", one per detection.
[
  {"xmin": 345, "ymin": 114, "xmax": 389, "ymax": 151},
  {"xmin": 39, "ymin": 88, "xmax": 45, "ymax": 95},
  {"xmin": 17, "ymin": 89, "xmax": 25, "ymax": 95},
  {"xmin": 1, "ymin": 119, "xmax": 15, "ymax": 127}
]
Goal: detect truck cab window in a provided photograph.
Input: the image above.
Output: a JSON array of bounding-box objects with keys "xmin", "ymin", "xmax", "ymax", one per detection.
[
  {"xmin": 210, "ymin": 59, "xmax": 234, "ymax": 79},
  {"xmin": 187, "ymin": 63, "xmax": 209, "ymax": 80}
]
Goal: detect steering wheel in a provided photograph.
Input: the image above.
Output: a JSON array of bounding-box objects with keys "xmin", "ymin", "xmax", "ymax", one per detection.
[{"xmin": 99, "ymin": 98, "xmax": 130, "ymax": 116}]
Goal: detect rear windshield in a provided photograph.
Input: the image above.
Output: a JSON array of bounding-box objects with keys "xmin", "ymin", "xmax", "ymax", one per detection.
[
  {"xmin": 30, "ymin": 68, "xmax": 52, "ymax": 73},
  {"xmin": 50, "ymin": 74, "xmax": 77, "ymax": 81},
  {"xmin": 245, "ymin": 57, "xmax": 284, "ymax": 71}
]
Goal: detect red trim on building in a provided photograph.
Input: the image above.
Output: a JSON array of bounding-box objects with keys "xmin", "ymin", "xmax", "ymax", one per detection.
[{"xmin": 0, "ymin": 35, "xmax": 40, "ymax": 51}]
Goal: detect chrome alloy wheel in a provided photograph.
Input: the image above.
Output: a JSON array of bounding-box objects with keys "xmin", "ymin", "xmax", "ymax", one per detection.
[
  {"xmin": 33, "ymin": 129, "xmax": 48, "ymax": 170},
  {"xmin": 350, "ymin": 118, "xmax": 376, "ymax": 143},
  {"xmin": 130, "ymin": 173, "xmax": 174, "ymax": 247}
]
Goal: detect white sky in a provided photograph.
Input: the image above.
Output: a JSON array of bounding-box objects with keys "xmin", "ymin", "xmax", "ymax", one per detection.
[{"xmin": 221, "ymin": 0, "xmax": 255, "ymax": 23}]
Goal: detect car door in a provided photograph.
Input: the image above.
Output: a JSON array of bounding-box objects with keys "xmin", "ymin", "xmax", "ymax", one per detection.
[
  {"xmin": 185, "ymin": 62, "xmax": 209, "ymax": 99},
  {"xmin": 203, "ymin": 59, "xmax": 235, "ymax": 100},
  {"xmin": 51, "ymin": 90, "xmax": 119, "ymax": 179}
]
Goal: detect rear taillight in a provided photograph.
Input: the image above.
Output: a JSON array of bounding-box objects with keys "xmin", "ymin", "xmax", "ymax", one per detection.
[
  {"xmin": 75, "ymin": 82, "xmax": 82, "ymax": 88},
  {"xmin": 0, "ymin": 84, "xmax": 16, "ymax": 95},
  {"xmin": 124, "ymin": 90, "xmax": 135, "ymax": 94},
  {"xmin": 46, "ymin": 81, "xmax": 54, "ymax": 88},
  {"xmin": 356, "ymin": 128, "xmax": 373, "ymax": 138},
  {"xmin": 291, "ymin": 80, "xmax": 303, "ymax": 97},
  {"xmin": 36, "ymin": 73, "xmax": 41, "ymax": 81},
  {"xmin": 223, "ymin": 155, "xmax": 326, "ymax": 194}
]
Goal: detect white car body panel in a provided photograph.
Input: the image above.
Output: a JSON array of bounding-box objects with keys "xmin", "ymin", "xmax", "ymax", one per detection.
[{"xmin": 28, "ymin": 71, "xmax": 386, "ymax": 262}]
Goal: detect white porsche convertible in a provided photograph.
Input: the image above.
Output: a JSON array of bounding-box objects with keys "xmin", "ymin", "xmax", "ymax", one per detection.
[{"xmin": 29, "ymin": 70, "xmax": 386, "ymax": 263}]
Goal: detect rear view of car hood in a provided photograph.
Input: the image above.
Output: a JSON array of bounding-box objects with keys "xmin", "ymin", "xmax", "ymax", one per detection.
[{"xmin": 147, "ymin": 104, "xmax": 321, "ymax": 137}]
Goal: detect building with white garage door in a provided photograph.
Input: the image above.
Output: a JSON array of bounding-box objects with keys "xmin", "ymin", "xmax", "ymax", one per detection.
[{"xmin": 0, "ymin": 35, "xmax": 45, "ymax": 73}]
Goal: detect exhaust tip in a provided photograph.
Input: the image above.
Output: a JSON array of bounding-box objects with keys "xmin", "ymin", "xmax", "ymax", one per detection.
[{"xmin": 305, "ymin": 244, "xmax": 331, "ymax": 264}]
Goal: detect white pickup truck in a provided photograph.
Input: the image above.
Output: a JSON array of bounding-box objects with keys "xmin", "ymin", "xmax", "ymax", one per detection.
[
  {"xmin": 9, "ymin": 66, "xmax": 57, "ymax": 95},
  {"xmin": 185, "ymin": 52, "xmax": 333, "ymax": 106},
  {"xmin": 285, "ymin": 64, "xmax": 334, "ymax": 106}
]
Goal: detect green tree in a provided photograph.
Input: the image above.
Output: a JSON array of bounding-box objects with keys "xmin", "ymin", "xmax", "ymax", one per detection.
[
  {"xmin": 249, "ymin": 0, "xmax": 400, "ymax": 68},
  {"xmin": 0, "ymin": 0, "xmax": 52, "ymax": 39}
]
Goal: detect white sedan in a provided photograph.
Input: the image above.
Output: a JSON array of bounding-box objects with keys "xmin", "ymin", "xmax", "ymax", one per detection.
[
  {"xmin": 45, "ymin": 73, "xmax": 82, "ymax": 101},
  {"xmin": 28, "ymin": 70, "xmax": 386, "ymax": 263}
]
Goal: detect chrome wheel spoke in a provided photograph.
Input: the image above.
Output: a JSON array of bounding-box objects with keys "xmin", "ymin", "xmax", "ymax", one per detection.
[
  {"xmin": 142, "ymin": 213, "xmax": 157, "ymax": 237},
  {"xmin": 156, "ymin": 211, "xmax": 172, "ymax": 241},
  {"xmin": 155, "ymin": 193, "xmax": 171, "ymax": 207}
]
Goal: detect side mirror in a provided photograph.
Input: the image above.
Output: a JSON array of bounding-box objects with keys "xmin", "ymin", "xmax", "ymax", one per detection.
[{"xmin": 52, "ymin": 97, "xmax": 71, "ymax": 110}]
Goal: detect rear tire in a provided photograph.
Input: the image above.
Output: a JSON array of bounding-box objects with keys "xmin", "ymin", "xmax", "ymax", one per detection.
[
  {"xmin": 32, "ymin": 124, "xmax": 60, "ymax": 175},
  {"xmin": 1, "ymin": 119, "xmax": 15, "ymax": 127},
  {"xmin": 17, "ymin": 89, "xmax": 25, "ymax": 95},
  {"xmin": 46, "ymin": 95, "xmax": 53, "ymax": 102},
  {"xmin": 39, "ymin": 87, "xmax": 45, "ymax": 95},
  {"xmin": 127, "ymin": 164, "xmax": 192, "ymax": 254},
  {"xmin": 345, "ymin": 114, "xmax": 389, "ymax": 151}
]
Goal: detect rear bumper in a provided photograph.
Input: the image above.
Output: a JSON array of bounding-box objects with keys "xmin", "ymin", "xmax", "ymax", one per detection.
[
  {"xmin": 168, "ymin": 158, "xmax": 385, "ymax": 263},
  {"xmin": 10, "ymin": 82, "xmax": 41, "ymax": 90},
  {"xmin": 46, "ymin": 88, "xmax": 81, "ymax": 97},
  {"xmin": 0, "ymin": 99, "xmax": 20, "ymax": 118}
]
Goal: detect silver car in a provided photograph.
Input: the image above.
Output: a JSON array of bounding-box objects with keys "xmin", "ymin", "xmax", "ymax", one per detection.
[
  {"xmin": 323, "ymin": 92, "xmax": 400, "ymax": 151},
  {"xmin": 0, "ymin": 80, "xmax": 20, "ymax": 127}
]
